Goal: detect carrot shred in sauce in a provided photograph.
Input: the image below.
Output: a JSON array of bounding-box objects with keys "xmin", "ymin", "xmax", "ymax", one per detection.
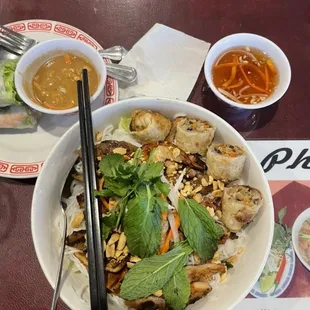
[
  {"xmin": 240, "ymin": 66, "xmax": 268, "ymax": 94},
  {"xmin": 222, "ymin": 55, "xmax": 238, "ymax": 87},
  {"xmin": 265, "ymin": 65, "xmax": 269, "ymax": 91},
  {"xmin": 224, "ymin": 80, "xmax": 243, "ymax": 89},
  {"xmin": 266, "ymin": 59, "xmax": 277, "ymax": 74}
]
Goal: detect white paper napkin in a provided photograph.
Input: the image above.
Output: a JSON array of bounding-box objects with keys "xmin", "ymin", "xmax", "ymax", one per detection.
[{"xmin": 119, "ymin": 23, "xmax": 210, "ymax": 101}]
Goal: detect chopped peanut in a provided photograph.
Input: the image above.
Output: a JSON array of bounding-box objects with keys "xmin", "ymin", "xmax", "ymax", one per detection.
[
  {"xmin": 213, "ymin": 181, "xmax": 218, "ymax": 191},
  {"xmin": 220, "ymin": 272, "xmax": 227, "ymax": 282},
  {"xmin": 95, "ymin": 132, "xmax": 103, "ymax": 142},
  {"xmin": 227, "ymin": 255, "xmax": 238, "ymax": 264}
]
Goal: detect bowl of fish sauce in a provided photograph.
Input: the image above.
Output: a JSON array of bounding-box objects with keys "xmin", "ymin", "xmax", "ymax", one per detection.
[{"xmin": 204, "ymin": 33, "xmax": 291, "ymax": 109}]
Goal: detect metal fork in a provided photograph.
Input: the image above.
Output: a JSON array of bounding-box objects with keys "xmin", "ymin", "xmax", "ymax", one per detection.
[{"xmin": 0, "ymin": 25, "xmax": 137, "ymax": 83}]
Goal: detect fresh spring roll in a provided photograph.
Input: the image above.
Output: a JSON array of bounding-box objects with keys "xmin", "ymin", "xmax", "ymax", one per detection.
[
  {"xmin": 206, "ymin": 144, "xmax": 246, "ymax": 181},
  {"xmin": 167, "ymin": 117, "xmax": 215, "ymax": 156},
  {"xmin": 0, "ymin": 60, "xmax": 21, "ymax": 108},
  {"xmin": 0, "ymin": 105, "xmax": 40, "ymax": 129},
  {"xmin": 130, "ymin": 109, "xmax": 171, "ymax": 144},
  {"xmin": 221, "ymin": 185, "xmax": 263, "ymax": 232}
]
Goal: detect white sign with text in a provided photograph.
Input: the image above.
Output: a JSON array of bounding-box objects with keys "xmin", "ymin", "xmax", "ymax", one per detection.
[{"xmin": 247, "ymin": 140, "xmax": 310, "ymax": 180}]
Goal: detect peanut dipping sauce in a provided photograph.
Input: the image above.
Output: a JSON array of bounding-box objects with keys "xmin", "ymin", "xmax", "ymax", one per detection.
[{"xmin": 32, "ymin": 53, "xmax": 99, "ymax": 110}]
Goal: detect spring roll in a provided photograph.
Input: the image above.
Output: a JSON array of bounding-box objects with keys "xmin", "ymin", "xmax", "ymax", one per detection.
[
  {"xmin": 0, "ymin": 105, "xmax": 40, "ymax": 129},
  {"xmin": 206, "ymin": 144, "xmax": 246, "ymax": 181},
  {"xmin": 167, "ymin": 117, "xmax": 215, "ymax": 155},
  {"xmin": 221, "ymin": 185, "xmax": 263, "ymax": 232},
  {"xmin": 130, "ymin": 109, "xmax": 171, "ymax": 144}
]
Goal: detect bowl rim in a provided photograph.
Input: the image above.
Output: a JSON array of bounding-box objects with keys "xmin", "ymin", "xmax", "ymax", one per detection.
[
  {"xmin": 14, "ymin": 38, "xmax": 107, "ymax": 115},
  {"xmin": 204, "ymin": 32, "xmax": 291, "ymax": 110},
  {"xmin": 31, "ymin": 97, "xmax": 274, "ymax": 310},
  {"xmin": 292, "ymin": 207, "xmax": 310, "ymax": 271}
]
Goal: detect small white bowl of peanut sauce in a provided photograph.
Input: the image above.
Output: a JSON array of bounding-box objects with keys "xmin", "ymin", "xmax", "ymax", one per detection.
[
  {"xmin": 204, "ymin": 33, "xmax": 291, "ymax": 109},
  {"xmin": 15, "ymin": 38, "xmax": 107, "ymax": 115}
]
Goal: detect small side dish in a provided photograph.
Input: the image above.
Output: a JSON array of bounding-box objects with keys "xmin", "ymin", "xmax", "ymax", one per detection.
[
  {"xmin": 15, "ymin": 38, "xmax": 107, "ymax": 115},
  {"xmin": 212, "ymin": 47, "xmax": 278, "ymax": 105},
  {"xmin": 32, "ymin": 53, "xmax": 99, "ymax": 110},
  {"xmin": 204, "ymin": 33, "xmax": 291, "ymax": 110},
  {"xmin": 61, "ymin": 109, "xmax": 264, "ymax": 309}
]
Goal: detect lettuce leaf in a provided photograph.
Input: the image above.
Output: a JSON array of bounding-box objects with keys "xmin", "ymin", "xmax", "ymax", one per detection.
[
  {"xmin": 0, "ymin": 60, "xmax": 21, "ymax": 107},
  {"xmin": 118, "ymin": 116, "xmax": 132, "ymax": 132}
]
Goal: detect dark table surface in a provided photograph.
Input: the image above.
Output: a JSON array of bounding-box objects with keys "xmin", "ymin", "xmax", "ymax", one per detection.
[{"xmin": 0, "ymin": 1, "xmax": 309, "ymax": 309}]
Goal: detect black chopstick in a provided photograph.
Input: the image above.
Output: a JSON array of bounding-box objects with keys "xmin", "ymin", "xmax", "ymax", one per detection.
[{"xmin": 77, "ymin": 69, "xmax": 108, "ymax": 310}]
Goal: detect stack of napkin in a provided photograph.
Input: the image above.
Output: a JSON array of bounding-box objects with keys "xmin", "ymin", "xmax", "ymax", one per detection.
[{"xmin": 119, "ymin": 23, "xmax": 210, "ymax": 101}]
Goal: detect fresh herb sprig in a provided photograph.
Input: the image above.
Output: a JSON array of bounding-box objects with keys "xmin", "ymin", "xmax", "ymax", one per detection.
[
  {"xmin": 96, "ymin": 148, "xmax": 169, "ymax": 258},
  {"xmin": 120, "ymin": 242, "xmax": 192, "ymax": 306},
  {"xmin": 178, "ymin": 199, "xmax": 224, "ymax": 260}
]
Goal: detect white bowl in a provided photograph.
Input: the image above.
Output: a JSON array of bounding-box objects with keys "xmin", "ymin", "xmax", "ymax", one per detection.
[
  {"xmin": 31, "ymin": 97, "xmax": 274, "ymax": 310},
  {"xmin": 15, "ymin": 38, "xmax": 107, "ymax": 115},
  {"xmin": 292, "ymin": 208, "xmax": 310, "ymax": 271},
  {"xmin": 204, "ymin": 33, "xmax": 291, "ymax": 110}
]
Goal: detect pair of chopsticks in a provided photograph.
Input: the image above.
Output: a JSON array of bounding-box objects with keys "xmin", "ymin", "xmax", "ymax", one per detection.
[{"xmin": 77, "ymin": 69, "xmax": 108, "ymax": 309}]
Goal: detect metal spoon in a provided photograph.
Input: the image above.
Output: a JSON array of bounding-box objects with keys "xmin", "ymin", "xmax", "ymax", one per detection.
[
  {"xmin": 105, "ymin": 63, "xmax": 137, "ymax": 84},
  {"xmin": 98, "ymin": 45, "xmax": 128, "ymax": 62}
]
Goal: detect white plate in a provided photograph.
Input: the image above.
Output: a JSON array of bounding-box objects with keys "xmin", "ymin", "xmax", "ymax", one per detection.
[
  {"xmin": 31, "ymin": 97, "xmax": 274, "ymax": 310},
  {"xmin": 0, "ymin": 19, "xmax": 118, "ymax": 179},
  {"xmin": 292, "ymin": 208, "xmax": 310, "ymax": 271}
]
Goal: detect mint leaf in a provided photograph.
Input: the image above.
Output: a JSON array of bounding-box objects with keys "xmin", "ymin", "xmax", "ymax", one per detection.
[
  {"xmin": 178, "ymin": 199, "xmax": 223, "ymax": 260},
  {"xmin": 120, "ymin": 243, "xmax": 192, "ymax": 300},
  {"xmin": 142, "ymin": 162, "xmax": 164, "ymax": 180},
  {"xmin": 163, "ymin": 268, "xmax": 190, "ymax": 310},
  {"xmin": 94, "ymin": 189, "xmax": 115, "ymax": 197},
  {"xmin": 155, "ymin": 197, "xmax": 168, "ymax": 213},
  {"xmin": 99, "ymin": 154, "xmax": 124, "ymax": 177},
  {"xmin": 104, "ymin": 177, "xmax": 132, "ymax": 197},
  {"xmin": 124, "ymin": 185, "xmax": 161, "ymax": 258},
  {"xmin": 101, "ymin": 213, "xmax": 118, "ymax": 240},
  {"xmin": 154, "ymin": 180, "xmax": 170, "ymax": 196}
]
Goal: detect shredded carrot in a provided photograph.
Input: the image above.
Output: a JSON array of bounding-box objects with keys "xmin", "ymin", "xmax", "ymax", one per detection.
[
  {"xmin": 160, "ymin": 193, "xmax": 167, "ymax": 202},
  {"xmin": 266, "ymin": 59, "xmax": 277, "ymax": 74},
  {"xmin": 161, "ymin": 212, "xmax": 168, "ymax": 222},
  {"xmin": 224, "ymin": 80, "xmax": 243, "ymax": 89},
  {"xmin": 173, "ymin": 212, "xmax": 181, "ymax": 228},
  {"xmin": 265, "ymin": 65, "xmax": 269, "ymax": 91},
  {"xmin": 222, "ymin": 55, "xmax": 238, "ymax": 87},
  {"xmin": 64, "ymin": 54, "xmax": 72, "ymax": 65},
  {"xmin": 214, "ymin": 62, "xmax": 235, "ymax": 69},
  {"xmin": 98, "ymin": 177, "xmax": 104, "ymax": 191},
  {"xmin": 239, "ymin": 66, "xmax": 268, "ymax": 94},
  {"xmin": 160, "ymin": 230, "xmax": 173, "ymax": 254},
  {"xmin": 159, "ymin": 212, "xmax": 181, "ymax": 254},
  {"xmin": 100, "ymin": 197, "xmax": 110, "ymax": 210},
  {"xmin": 243, "ymin": 63, "xmax": 266, "ymax": 81}
]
